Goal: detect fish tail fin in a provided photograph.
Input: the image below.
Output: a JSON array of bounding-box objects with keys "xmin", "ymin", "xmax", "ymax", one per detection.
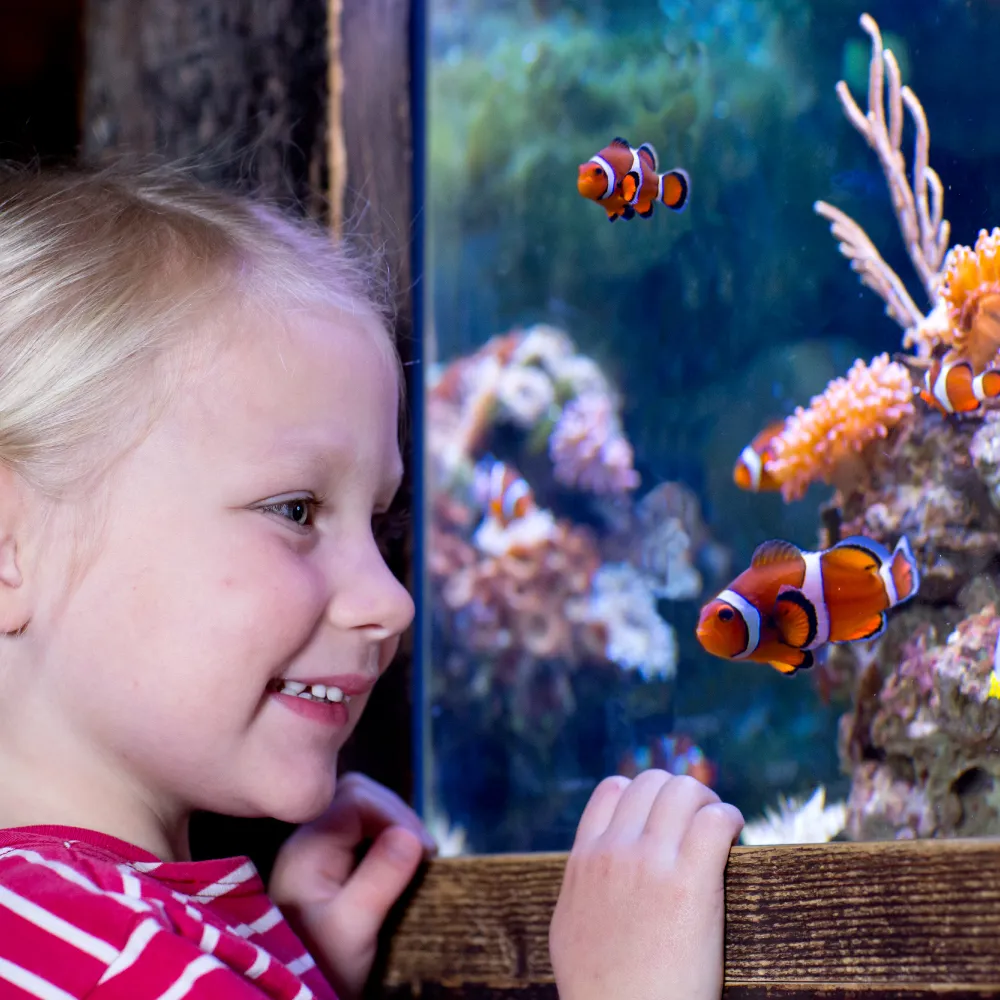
[
  {"xmin": 659, "ymin": 168, "xmax": 690, "ymax": 211},
  {"xmin": 889, "ymin": 536, "xmax": 920, "ymax": 605}
]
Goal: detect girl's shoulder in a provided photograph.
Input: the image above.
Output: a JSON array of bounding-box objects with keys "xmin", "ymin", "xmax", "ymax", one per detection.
[{"xmin": 0, "ymin": 827, "xmax": 335, "ymax": 999}]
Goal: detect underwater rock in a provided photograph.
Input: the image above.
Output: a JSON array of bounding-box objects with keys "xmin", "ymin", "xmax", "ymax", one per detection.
[
  {"xmin": 839, "ymin": 606, "xmax": 1000, "ymax": 840},
  {"xmin": 827, "ymin": 411, "xmax": 1000, "ymax": 604}
]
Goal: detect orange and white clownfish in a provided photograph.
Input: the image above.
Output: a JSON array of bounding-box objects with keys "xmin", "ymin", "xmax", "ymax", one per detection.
[
  {"xmin": 474, "ymin": 458, "xmax": 536, "ymax": 528},
  {"xmin": 733, "ymin": 420, "xmax": 786, "ymax": 492},
  {"xmin": 695, "ymin": 534, "xmax": 920, "ymax": 675},
  {"xmin": 916, "ymin": 357, "xmax": 1000, "ymax": 416},
  {"xmin": 577, "ymin": 137, "xmax": 690, "ymax": 222}
]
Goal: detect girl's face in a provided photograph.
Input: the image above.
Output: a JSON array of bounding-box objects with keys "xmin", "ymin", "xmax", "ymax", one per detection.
[{"xmin": 6, "ymin": 305, "xmax": 414, "ymax": 854}]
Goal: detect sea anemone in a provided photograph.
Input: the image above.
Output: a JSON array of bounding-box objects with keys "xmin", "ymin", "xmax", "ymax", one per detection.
[
  {"xmin": 940, "ymin": 227, "xmax": 1000, "ymax": 373},
  {"xmin": 766, "ymin": 353, "xmax": 915, "ymax": 502}
]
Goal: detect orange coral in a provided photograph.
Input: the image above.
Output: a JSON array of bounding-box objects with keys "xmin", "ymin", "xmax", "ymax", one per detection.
[
  {"xmin": 766, "ymin": 353, "xmax": 915, "ymax": 502},
  {"xmin": 940, "ymin": 227, "xmax": 1000, "ymax": 373}
]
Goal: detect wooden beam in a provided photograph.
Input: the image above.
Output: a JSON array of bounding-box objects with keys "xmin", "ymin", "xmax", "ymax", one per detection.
[
  {"xmin": 82, "ymin": 0, "xmax": 330, "ymax": 218},
  {"xmin": 374, "ymin": 842, "xmax": 1000, "ymax": 999}
]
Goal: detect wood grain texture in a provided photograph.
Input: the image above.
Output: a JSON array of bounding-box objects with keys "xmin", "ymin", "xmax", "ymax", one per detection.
[
  {"xmin": 82, "ymin": 0, "xmax": 329, "ymax": 217},
  {"xmin": 337, "ymin": 0, "xmax": 414, "ymax": 318},
  {"xmin": 326, "ymin": 0, "xmax": 418, "ymax": 807},
  {"xmin": 375, "ymin": 842, "xmax": 1000, "ymax": 999}
]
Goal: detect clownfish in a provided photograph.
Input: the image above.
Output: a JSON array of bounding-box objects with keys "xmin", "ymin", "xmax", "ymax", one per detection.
[
  {"xmin": 577, "ymin": 137, "xmax": 690, "ymax": 222},
  {"xmin": 917, "ymin": 357, "xmax": 1000, "ymax": 416},
  {"xmin": 733, "ymin": 420, "xmax": 786, "ymax": 492},
  {"xmin": 474, "ymin": 458, "xmax": 536, "ymax": 528},
  {"xmin": 696, "ymin": 534, "xmax": 920, "ymax": 675}
]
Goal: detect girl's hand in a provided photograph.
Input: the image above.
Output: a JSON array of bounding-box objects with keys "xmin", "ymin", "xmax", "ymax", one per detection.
[
  {"xmin": 269, "ymin": 772, "xmax": 437, "ymax": 1000},
  {"xmin": 550, "ymin": 770, "xmax": 744, "ymax": 1000}
]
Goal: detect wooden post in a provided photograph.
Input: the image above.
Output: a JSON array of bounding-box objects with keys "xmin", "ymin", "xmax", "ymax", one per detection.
[{"xmin": 82, "ymin": 0, "xmax": 421, "ymax": 871}]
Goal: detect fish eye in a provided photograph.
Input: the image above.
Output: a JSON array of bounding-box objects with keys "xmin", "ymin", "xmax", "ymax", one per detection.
[{"xmin": 718, "ymin": 607, "xmax": 735, "ymax": 622}]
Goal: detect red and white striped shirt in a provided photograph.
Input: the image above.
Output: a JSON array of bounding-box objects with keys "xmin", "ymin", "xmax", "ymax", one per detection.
[{"xmin": 0, "ymin": 826, "xmax": 338, "ymax": 999}]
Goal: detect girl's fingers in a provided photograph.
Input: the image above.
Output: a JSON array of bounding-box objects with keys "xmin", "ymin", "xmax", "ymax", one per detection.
[
  {"xmin": 573, "ymin": 775, "xmax": 631, "ymax": 845},
  {"xmin": 603, "ymin": 769, "xmax": 674, "ymax": 841}
]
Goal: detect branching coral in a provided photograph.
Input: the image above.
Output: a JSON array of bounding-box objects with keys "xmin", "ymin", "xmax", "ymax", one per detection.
[
  {"xmin": 764, "ymin": 353, "xmax": 914, "ymax": 501},
  {"xmin": 813, "ymin": 12, "xmax": 950, "ymax": 354}
]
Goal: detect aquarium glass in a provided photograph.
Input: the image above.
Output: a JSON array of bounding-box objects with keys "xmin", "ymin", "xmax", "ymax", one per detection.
[{"xmin": 421, "ymin": 0, "xmax": 1000, "ymax": 854}]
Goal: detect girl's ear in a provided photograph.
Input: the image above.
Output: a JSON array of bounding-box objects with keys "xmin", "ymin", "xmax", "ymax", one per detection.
[{"xmin": 0, "ymin": 469, "xmax": 33, "ymax": 636}]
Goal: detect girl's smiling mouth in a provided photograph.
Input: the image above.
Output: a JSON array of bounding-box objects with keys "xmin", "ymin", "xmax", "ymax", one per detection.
[{"xmin": 266, "ymin": 673, "xmax": 377, "ymax": 725}]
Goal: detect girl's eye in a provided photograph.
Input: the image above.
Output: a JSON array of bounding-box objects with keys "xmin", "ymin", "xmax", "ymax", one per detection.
[{"xmin": 263, "ymin": 497, "xmax": 320, "ymax": 528}]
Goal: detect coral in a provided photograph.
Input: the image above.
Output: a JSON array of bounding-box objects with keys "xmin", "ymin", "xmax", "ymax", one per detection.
[
  {"xmin": 764, "ymin": 354, "xmax": 915, "ymax": 501},
  {"xmin": 549, "ymin": 392, "xmax": 641, "ymax": 496},
  {"xmin": 629, "ymin": 481, "xmax": 725, "ymax": 600},
  {"xmin": 940, "ymin": 228, "xmax": 1000, "ymax": 373},
  {"xmin": 813, "ymin": 12, "xmax": 950, "ymax": 350},
  {"xmin": 839, "ymin": 607, "xmax": 1000, "ymax": 839},
  {"xmin": 740, "ymin": 786, "xmax": 847, "ymax": 845},
  {"xmin": 582, "ymin": 563, "xmax": 678, "ymax": 681}
]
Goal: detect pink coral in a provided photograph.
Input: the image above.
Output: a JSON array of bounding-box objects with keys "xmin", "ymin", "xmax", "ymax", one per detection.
[{"xmin": 549, "ymin": 392, "xmax": 640, "ymax": 496}]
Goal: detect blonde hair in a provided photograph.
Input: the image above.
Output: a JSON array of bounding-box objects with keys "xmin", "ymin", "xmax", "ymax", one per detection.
[{"xmin": 0, "ymin": 163, "xmax": 399, "ymax": 500}]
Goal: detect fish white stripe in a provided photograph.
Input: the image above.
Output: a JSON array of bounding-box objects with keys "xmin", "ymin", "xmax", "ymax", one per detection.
[
  {"xmin": 627, "ymin": 147, "xmax": 642, "ymax": 205},
  {"xmin": 0, "ymin": 884, "xmax": 118, "ymax": 962},
  {"xmin": 932, "ymin": 364, "xmax": 954, "ymax": 413},
  {"xmin": 974, "ymin": 372, "xmax": 990, "ymax": 402},
  {"xmin": 879, "ymin": 558, "xmax": 899, "ymax": 606},
  {"xmin": 589, "ymin": 155, "xmax": 616, "ymax": 199},
  {"xmin": 738, "ymin": 445, "xmax": 762, "ymax": 490},
  {"xmin": 800, "ymin": 551, "xmax": 830, "ymax": 648},
  {"xmin": 291, "ymin": 983, "xmax": 314, "ymax": 1000},
  {"xmin": 0, "ymin": 955, "xmax": 78, "ymax": 1000},
  {"xmin": 718, "ymin": 589, "xmax": 760, "ymax": 658}
]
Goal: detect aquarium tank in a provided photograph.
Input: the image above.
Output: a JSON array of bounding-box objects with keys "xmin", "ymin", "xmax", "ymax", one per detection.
[{"xmin": 420, "ymin": 0, "xmax": 1000, "ymax": 854}]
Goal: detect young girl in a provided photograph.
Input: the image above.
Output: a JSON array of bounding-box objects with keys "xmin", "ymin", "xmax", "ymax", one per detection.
[{"xmin": 0, "ymin": 166, "xmax": 744, "ymax": 1000}]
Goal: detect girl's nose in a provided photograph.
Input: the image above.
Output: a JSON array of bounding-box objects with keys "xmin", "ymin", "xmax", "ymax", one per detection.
[{"xmin": 327, "ymin": 537, "xmax": 415, "ymax": 640}]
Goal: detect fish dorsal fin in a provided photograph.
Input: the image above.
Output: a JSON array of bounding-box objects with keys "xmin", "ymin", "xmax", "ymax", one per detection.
[
  {"xmin": 750, "ymin": 539, "xmax": 802, "ymax": 568},
  {"xmin": 637, "ymin": 142, "xmax": 659, "ymax": 171},
  {"xmin": 773, "ymin": 587, "xmax": 818, "ymax": 649},
  {"xmin": 611, "ymin": 136, "xmax": 631, "ymax": 149}
]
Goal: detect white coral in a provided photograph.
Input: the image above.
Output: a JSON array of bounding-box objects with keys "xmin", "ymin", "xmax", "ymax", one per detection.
[
  {"xmin": 740, "ymin": 785, "xmax": 848, "ymax": 845},
  {"xmin": 495, "ymin": 365, "xmax": 556, "ymax": 427},
  {"xmin": 585, "ymin": 563, "xmax": 677, "ymax": 681}
]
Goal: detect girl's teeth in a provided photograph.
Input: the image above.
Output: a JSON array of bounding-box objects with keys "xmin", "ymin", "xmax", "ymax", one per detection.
[{"xmin": 276, "ymin": 679, "xmax": 350, "ymax": 704}]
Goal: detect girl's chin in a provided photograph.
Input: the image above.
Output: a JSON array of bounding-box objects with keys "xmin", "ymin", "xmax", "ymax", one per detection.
[{"xmin": 232, "ymin": 767, "xmax": 339, "ymax": 825}]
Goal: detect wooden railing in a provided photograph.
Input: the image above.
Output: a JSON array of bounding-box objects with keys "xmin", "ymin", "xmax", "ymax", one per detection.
[{"xmin": 375, "ymin": 841, "xmax": 1000, "ymax": 999}]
